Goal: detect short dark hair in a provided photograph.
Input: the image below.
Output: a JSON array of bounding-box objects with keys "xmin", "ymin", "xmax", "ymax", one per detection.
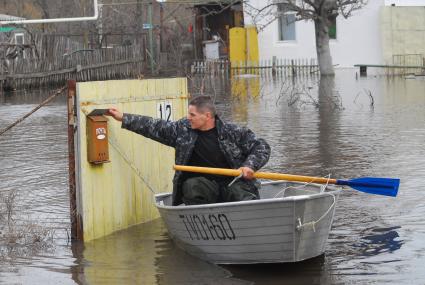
[{"xmin": 189, "ymin": 95, "xmax": 216, "ymax": 116}]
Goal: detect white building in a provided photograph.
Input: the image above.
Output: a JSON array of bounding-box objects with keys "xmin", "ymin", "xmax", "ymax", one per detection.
[{"xmin": 244, "ymin": 0, "xmax": 425, "ymax": 68}]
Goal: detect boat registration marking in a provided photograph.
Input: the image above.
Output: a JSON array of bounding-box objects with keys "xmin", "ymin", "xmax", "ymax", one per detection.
[{"xmin": 179, "ymin": 213, "xmax": 236, "ymax": 241}]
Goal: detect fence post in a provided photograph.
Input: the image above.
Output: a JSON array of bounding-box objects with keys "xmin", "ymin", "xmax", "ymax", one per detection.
[
  {"xmin": 291, "ymin": 59, "xmax": 295, "ymax": 76},
  {"xmin": 272, "ymin": 56, "xmax": 277, "ymax": 77},
  {"xmin": 310, "ymin": 58, "xmax": 313, "ymax": 75},
  {"xmin": 190, "ymin": 62, "xmax": 195, "ymax": 74},
  {"xmin": 67, "ymin": 80, "xmax": 83, "ymax": 240}
]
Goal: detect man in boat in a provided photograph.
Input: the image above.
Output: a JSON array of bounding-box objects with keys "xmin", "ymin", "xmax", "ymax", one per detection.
[{"xmin": 107, "ymin": 95, "xmax": 270, "ymax": 206}]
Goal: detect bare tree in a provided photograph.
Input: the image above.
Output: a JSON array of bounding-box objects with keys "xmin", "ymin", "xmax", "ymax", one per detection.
[{"xmin": 244, "ymin": 0, "xmax": 367, "ymax": 76}]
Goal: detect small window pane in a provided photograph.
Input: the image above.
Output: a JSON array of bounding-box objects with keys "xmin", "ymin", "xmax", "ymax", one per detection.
[
  {"xmin": 15, "ymin": 33, "xmax": 24, "ymax": 45},
  {"xmin": 278, "ymin": 13, "xmax": 296, "ymax": 41}
]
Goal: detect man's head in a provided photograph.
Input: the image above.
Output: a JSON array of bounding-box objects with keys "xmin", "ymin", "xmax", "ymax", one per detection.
[{"xmin": 187, "ymin": 95, "xmax": 216, "ymax": 130}]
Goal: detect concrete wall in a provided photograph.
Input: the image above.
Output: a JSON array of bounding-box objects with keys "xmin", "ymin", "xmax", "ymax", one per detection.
[
  {"xmin": 381, "ymin": 6, "xmax": 425, "ymax": 65},
  {"xmin": 75, "ymin": 78, "xmax": 188, "ymax": 241}
]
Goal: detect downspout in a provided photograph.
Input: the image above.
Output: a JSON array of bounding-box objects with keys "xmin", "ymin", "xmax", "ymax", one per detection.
[{"xmin": 0, "ymin": 0, "xmax": 99, "ymax": 25}]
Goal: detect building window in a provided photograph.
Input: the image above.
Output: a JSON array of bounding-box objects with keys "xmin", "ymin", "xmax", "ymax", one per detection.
[
  {"xmin": 14, "ymin": 33, "xmax": 25, "ymax": 59},
  {"xmin": 277, "ymin": 4, "xmax": 296, "ymax": 41},
  {"xmin": 14, "ymin": 33, "xmax": 24, "ymax": 45},
  {"xmin": 328, "ymin": 16, "xmax": 337, "ymax": 40}
]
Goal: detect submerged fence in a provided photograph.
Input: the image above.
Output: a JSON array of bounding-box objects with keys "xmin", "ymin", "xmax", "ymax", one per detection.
[
  {"xmin": 191, "ymin": 58, "xmax": 319, "ymax": 76},
  {"xmin": 391, "ymin": 54, "xmax": 425, "ymax": 75}
]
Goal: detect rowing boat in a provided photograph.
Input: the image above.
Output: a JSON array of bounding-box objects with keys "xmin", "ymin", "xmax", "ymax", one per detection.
[{"xmin": 155, "ymin": 181, "xmax": 341, "ymax": 264}]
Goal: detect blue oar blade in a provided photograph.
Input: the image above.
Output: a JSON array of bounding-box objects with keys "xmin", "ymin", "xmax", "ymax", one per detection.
[{"xmin": 337, "ymin": 177, "xmax": 400, "ymax": 197}]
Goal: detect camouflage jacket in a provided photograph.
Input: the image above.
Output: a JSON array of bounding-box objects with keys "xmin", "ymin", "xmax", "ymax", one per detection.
[{"xmin": 121, "ymin": 114, "xmax": 271, "ymax": 205}]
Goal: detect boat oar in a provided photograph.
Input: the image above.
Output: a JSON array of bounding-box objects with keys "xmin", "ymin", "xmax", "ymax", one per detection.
[{"xmin": 174, "ymin": 165, "xmax": 399, "ymax": 197}]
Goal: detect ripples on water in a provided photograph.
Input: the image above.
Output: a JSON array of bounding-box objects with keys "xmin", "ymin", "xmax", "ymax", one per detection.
[
  {"xmin": 0, "ymin": 102, "xmax": 70, "ymax": 231},
  {"xmin": 0, "ymin": 71, "xmax": 424, "ymax": 284}
]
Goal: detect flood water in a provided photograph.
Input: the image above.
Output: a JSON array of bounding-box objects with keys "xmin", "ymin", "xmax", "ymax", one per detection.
[{"xmin": 0, "ymin": 70, "xmax": 424, "ymax": 284}]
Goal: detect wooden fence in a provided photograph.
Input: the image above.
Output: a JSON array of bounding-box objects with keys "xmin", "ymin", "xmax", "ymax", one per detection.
[
  {"xmin": 191, "ymin": 58, "xmax": 319, "ymax": 76},
  {"xmin": 1, "ymin": 45, "xmax": 144, "ymax": 90},
  {"xmin": 0, "ymin": 34, "xmax": 146, "ymax": 90}
]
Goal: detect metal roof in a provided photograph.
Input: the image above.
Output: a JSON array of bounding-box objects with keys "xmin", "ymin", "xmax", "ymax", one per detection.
[{"xmin": 0, "ymin": 14, "xmax": 25, "ymax": 21}]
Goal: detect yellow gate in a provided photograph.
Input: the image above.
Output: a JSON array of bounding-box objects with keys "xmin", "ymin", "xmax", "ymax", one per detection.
[
  {"xmin": 74, "ymin": 78, "xmax": 188, "ymax": 241},
  {"xmin": 229, "ymin": 26, "xmax": 259, "ymax": 67}
]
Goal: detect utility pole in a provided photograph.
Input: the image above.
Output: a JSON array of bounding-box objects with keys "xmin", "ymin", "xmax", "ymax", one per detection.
[
  {"xmin": 148, "ymin": 1, "xmax": 154, "ymax": 74},
  {"xmin": 97, "ymin": 3, "xmax": 103, "ymax": 48}
]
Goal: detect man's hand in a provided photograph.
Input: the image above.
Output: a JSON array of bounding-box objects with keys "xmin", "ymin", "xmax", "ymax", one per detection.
[
  {"xmin": 106, "ymin": 108, "xmax": 123, "ymax": 122},
  {"xmin": 240, "ymin": 167, "xmax": 255, "ymax": 180}
]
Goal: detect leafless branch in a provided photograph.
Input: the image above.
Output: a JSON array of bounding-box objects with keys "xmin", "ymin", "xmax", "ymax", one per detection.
[{"xmin": 244, "ymin": 0, "xmax": 367, "ymax": 30}]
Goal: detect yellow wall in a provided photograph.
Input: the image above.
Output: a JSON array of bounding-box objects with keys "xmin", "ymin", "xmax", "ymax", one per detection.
[{"xmin": 76, "ymin": 78, "xmax": 188, "ymax": 241}]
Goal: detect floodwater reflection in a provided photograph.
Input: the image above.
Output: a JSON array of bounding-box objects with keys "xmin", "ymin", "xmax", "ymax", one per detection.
[
  {"xmin": 70, "ymin": 219, "xmax": 247, "ymax": 285},
  {"xmin": 1, "ymin": 70, "xmax": 425, "ymax": 284},
  {"xmin": 224, "ymin": 255, "xmax": 335, "ymax": 285},
  {"xmin": 358, "ymin": 227, "xmax": 403, "ymax": 256}
]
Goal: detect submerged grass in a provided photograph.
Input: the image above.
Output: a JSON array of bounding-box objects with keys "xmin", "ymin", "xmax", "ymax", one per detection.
[{"xmin": 0, "ymin": 189, "xmax": 55, "ymax": 262}]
